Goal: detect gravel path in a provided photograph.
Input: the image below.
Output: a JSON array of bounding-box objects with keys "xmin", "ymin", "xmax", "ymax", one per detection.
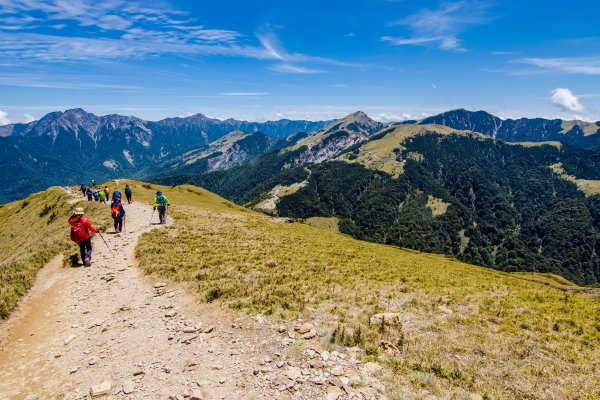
[{"xmin": 0, "ymin": 195, "xmax": 385, "ymax": 400}]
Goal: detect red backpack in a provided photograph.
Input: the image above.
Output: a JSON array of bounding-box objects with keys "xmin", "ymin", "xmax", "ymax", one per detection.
[
  {"xmin": 70, "ymin": 216, "xmax": 86, "ymax": 242},
  {"xmin": 111, "ymin": 204, "xmax": 121, "ymax": 219}
]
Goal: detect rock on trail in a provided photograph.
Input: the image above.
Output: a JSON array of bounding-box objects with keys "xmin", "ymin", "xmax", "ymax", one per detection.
[{"xmin": 0, "ymin": 191, "xmax": 385, "ymax": 399}]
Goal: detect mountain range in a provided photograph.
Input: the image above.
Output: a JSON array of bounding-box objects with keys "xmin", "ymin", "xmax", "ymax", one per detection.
[{"xmin": 4, "ymin": 107, "xmax": 600, "ymax": 285}]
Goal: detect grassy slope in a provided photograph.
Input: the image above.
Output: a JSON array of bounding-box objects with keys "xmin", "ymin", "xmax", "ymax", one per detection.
[
  {"xmin": 123, "ymin": 179, "xmax": 600, "ymax": 399},
  {"xmin": 0, "ymin": 188, "xmax": 111, "ymax": 318}
]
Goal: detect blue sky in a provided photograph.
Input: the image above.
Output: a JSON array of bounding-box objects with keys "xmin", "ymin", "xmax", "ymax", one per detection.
[{"xmin": 0, "ymin": 0, "xmax": 599, "ymax": 124}]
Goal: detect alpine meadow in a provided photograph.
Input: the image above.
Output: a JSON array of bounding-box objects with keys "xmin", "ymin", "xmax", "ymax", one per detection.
[{"xmin": 1, "ymin": 1, "xmax": 600, "ymax": 400}]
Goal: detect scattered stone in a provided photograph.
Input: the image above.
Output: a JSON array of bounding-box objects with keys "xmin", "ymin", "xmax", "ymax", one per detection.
[
  {"xmin": 303, "ymin": 330, "xmax": 317, "ymax": 340},
  {"xmin": 202, "ymin": 326, "xmax": 214, "ymax": 334},
  {"xmin": 276, "ymin": 361, "xmax": 285, "ymax": 368},
  {"xmin": 329, "ymin": 377, "xmax": 343, "ymax": 387},
  {"xmin": 154, "ymin": 282, "xmax": 166, "ymax": 288},
  {"xmin": 330, "ymin": 366, "xmax": 344, "ymax": 376},
  {"xmin": 63, "ymin": 335, "xmax": 77, "ymax": 345},
  {"xmin": 310, "ymin": 377, "xmax": 324, "ymax": 385},
  {"xmin": 321, "ymin": 351, "xmax": 331, "ymax": 361},
  {"xmin": 132, "ymin": 370, "xmax": 145, "ymax": 376},
  {"xmin": 89, "ymin": 357, "xmax": 98, "ymax": 365},
  {"xmin": 310, "ymin": 360, "xmax": 325, "ymax": 369},
  {"xmin": 470, "ymin": 395, "xmax": 484, "ymax": 400},
  {"xmin": 277, "ymin": 325, "xmax": 287, "ymax": 333},
  {"xmin": 190, "ymin": 391, "xmax": 203, "ymax": 400},
  {"xmin": 265, "ymin": 260, "xmax": 278, "ymax": 267},
  {"xmin": 369, "ymin": 313, "xmax": 401, "ymax": 326},
  {"xmin": 182, "ymin": 327, "xmax": 197, "ymax": 333},
  {"xmin": 327, "ymin": 386, "xmax": 344, "ymax": 400},
  {"xmin": 296, "ymin": 324, "xmax": 313, "ymax": 334},
  {"xmin": 438, "ymin": 305, "xmax": 453, "ymax": 315},
  {"xmin": 69, "ymin": 366, "xmax": 79, "ymax": 374},
  {"xmin": 122, "ymin": 381, "xmax": 135, "ymax": 394},
  {"xmin": 165, "ymin": 311, "xmax": 177, "ymax": 318},
  {"xmin": 362, "ymin": 362, "xmax": 383, "ymax": 376},
  {"xmin": 285, "ymin": 367, "xmax": 302, "ymax": 381},
  {"xmin": 90, "ymin": 381, "xmax": 111, "ymax": 397},
  {"xmin": 54, "ymin": 353, "xmax": 62, "ymax": 358}
]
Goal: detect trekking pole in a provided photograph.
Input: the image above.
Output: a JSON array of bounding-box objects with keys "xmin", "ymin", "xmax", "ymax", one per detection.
[
  {"xmin": 150, "ymin": 208, "xmax": 155, "ymax": 225},
  {"xmin": 97, "ymin": 231, "xmax": 115, "ymax": 257},
  {"xmin": 124, "ymin": 215, "xmax": 127, "ymax": 234}
]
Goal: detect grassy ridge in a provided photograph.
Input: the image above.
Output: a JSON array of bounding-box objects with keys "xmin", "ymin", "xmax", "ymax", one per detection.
[
  {"xmin": 0, "ymin": 188, "xmax": 111, "ymax": 318},
  {"xmin": 125, "ymin": 180, "xmax": 599, "ymax": 399}
]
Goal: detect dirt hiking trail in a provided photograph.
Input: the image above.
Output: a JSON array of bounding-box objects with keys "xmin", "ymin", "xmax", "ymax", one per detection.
[{"xmin": 0, "ymin": 191, "xmax": 386, "ymax": 400}]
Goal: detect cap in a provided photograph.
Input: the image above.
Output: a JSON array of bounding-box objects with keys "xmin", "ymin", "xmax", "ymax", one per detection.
[{"xmin": 74, "ymin": 207, "xmax": 84, "ymax": 215}]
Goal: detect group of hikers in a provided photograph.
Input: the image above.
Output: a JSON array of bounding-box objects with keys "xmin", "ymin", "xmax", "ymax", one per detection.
[
  {"xmin": 80, "ymin": 183, "xmax": 133, "ymax": 204},
  {"xmin": 69, "ymin": 181, "xmax": 170, "ymax": 266}
]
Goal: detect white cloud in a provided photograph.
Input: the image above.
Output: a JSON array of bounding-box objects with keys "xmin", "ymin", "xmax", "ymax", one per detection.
[
  {"xmin": 517, "ymin": 57, "xmax": 600, "ymax": 75},
  {"xmin": 384, "ymin": 1, "xmax": 492, "ymax": 51},
  {"xmin": 0, "ymin": 110, "xmax": 11, "ymax": 125},
  {"xmin": 23, "ymin": 113, "xmax": 35, "ymax": 122},
  {"xmin": 551, "ymin": 88, "xmax": 585, "ymax": 112}
]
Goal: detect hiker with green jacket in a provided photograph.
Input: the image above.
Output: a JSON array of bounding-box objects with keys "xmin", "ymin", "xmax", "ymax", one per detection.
[{"xmin": 152, "ymin": 191, "xmax": 170, "ymax": 224}]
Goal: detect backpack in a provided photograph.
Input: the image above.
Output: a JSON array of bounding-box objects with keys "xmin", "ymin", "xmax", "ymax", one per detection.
[
  {"xmin": 113, "ymin": 190, "xmax": 121, "ymax": 199},
  {"xmin": 111, "ymin": 204, "xmax": 121, "ymax": 219},
  {"xmin": 125, "ymin": 187, "xmax": 132, "ymax": 195},
  {"xmin": 156, "ymin": 194, "xmax": 167, "ymax": 207},
  {"xmin": 70, "ymin": 217, "xmax": 86, "ymax": 242}
]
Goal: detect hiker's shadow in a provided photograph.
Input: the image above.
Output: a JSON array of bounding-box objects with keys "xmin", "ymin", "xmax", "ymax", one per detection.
[{"xmin": 150, "ymin": 222, "xmax": 163, "ymax": 225}]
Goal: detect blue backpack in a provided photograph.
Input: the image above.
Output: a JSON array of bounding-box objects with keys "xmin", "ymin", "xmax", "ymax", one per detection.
[{"xmin": 157, "ymin": 194, "xmax": 167, "ymax": 207}]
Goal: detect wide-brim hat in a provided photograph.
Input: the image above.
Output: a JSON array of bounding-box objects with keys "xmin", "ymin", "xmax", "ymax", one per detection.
[{"xmin": 74, "ymin": 207, "xmax": 84, "ymax": 215}]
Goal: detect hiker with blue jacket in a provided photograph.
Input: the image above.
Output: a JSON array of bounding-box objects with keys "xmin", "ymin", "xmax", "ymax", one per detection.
[
  {"xmin": 152, "ymin": 191, "xmax": 170, "ymax": 224},
  {"xmin": 124, "ymin": 184, "xmax": 132, "ymax": 204},
  {"xmin": 111, "ymin": 197, "xmax": 126, "ymax": 233}
]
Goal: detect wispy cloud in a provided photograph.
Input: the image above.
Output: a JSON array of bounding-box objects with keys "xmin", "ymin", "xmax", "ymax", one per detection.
[
  {"xmin": 383, "ymin": 1, "xmax": 493, "ymax": 51},
  {"xmin": 516, "ymin": 57, "xmax": 600, "ymax": 75},
  {"xmin": 23, "ymin": 113, "xmax": 35, "ymax": 123},
  {"xmin": 269, "ymin": 64, "xmax": 323, "ymax": 74},
  {"xmin": 221, "ymin": 92, "xmax": 269, "ymax": 97}
]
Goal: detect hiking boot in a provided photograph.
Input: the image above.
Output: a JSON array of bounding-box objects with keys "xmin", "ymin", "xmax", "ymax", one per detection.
[{"xmin": 84, "ymin": 258, "xmax": 91, "ymax": 267}]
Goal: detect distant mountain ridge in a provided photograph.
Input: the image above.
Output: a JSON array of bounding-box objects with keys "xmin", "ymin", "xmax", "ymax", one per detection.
[
  {"xmin": 421, "ymin": 109, "xmax": 600, "ymax": 147},
  {"xmin": 0, "ymin": 108, "xmax": 331, "ymax": 202}
]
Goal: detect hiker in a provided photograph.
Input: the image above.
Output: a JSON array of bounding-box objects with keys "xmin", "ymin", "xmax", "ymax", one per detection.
[
  {"xmin": 80, "ymin": 184, "xmax": 86, "ymax": 197},
  {"xmin": 91, "ymin": 179, "xmax": 95, "ymax": 187},
  {"xmin": 93, "ymin": 190, "xmax": 100, "ymax": 201},
  {"xmin": 99, "ymin": 188, "xmax": 107, "ymax": 204},
  {"xmin": 103, "ymin": 186, "xmax": 109, "ymax": 200},
  {"xmin": 152, "ymin": 191, "xmax": 170, "ymax": 224},
  {"xmin": 111, "ymin": 197, "xmax": 126, "ymax": 233},
  {"xmin": 69, "ymin": 207, "xmax": 100, "ymax": 266},
  {"xmin": 112, "ymin": 188, "xmax": 122, "ymax": 201},
  {"xmin": 86, "ymin": 187, "xmax": 93, "ymax": 201},
  {"xmin": 124, "ymin": 184, "xmax": 132, "ymax": 204}
]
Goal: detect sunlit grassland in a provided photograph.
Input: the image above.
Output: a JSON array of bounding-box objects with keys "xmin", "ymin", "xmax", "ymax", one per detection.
[
  {"xmin": 126, "ymin": 179, "xmax": 600, "ymax": 399},
  {"xmin": 0, "ymin": 188, "xmax": 111, "ymax": 318}
]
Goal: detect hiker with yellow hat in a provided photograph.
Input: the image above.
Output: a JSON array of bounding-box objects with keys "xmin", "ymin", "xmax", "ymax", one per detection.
[{"xmin": 68, "ymin": 207, "xmax": 100, "ymax": 266}]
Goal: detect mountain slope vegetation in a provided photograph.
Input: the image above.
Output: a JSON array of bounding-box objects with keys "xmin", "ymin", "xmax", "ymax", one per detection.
[
  {"xmin": 126, "ymin": 180, "xmax": 598, "ymax": 399},
  {"xmin": 162, "ymin": 123, "xmax": 600, "ymax": 285}
]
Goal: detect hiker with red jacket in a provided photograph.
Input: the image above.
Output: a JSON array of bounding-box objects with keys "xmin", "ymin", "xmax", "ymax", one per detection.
[
  {"xmin": 111, "ymin": 197, "xmax": 126, "ymax": 233},
  {"xmin": 69, "ymin": 207, "xmax": 99, "ymax": 266}
]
